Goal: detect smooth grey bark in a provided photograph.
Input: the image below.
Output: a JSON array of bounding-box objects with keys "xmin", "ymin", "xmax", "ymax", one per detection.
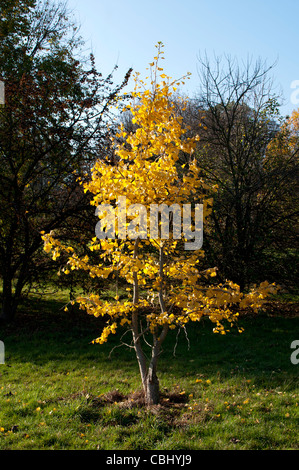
[{"xmin": 131, "ymin": 239, "xmax": 169, "ymax": 405}]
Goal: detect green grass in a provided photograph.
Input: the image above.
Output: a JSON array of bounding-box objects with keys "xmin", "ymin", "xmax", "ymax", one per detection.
[{"xmin": 0, "ymin": 290, "xmax": 298, "ymax": 450}]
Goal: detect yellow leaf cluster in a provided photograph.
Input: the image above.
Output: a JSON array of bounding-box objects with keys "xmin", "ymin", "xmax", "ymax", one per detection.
[{"xmin": 41, "ymin": 44, "xmax": 278, "ymax": 345}]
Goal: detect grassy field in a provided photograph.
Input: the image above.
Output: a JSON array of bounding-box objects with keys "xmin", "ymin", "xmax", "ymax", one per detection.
[{"xmin": 0, "ymin": 289, "xmax": 298, "ymax": 450}]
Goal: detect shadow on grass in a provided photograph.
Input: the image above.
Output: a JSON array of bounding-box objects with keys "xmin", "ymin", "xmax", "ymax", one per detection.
[{"xmin": 1, "ymin": 295, "xmax": 298, "ymax": 393}]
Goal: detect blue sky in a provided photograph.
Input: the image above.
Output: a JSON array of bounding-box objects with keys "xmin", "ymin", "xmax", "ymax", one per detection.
[{"xmin": 66, "ymin": 0, "xmax": 299, "ymax": 117}]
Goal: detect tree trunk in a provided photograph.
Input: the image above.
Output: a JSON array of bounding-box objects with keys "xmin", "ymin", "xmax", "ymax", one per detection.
[
  {"xmin": 132, "ymin": 306, "xmax": 166, "ymax": 406},
  {"xmin": 0, "ymin": 275, "xmax": 17, "ymax": 323},
  {"xmin": 131, "ymin": 238, "xmax": 168, "ymax": 406},
  {"xmin": 0, "ymin": 266, "xmax": 26, "ymax": 323},
  {"xmin": 143, "ymin": 324, "xmax": 169, "ymax": 406},
  {"xmin": 145, "ymin": 370, "xmax": 160, "ymax": 406},
  {"xmin": 1, "ymin": 296, "xmax": 18, "ymax": 323}
]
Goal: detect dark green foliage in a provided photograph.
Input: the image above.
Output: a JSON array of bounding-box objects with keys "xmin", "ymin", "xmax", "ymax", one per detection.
[{"xmin": 0, "ymin": 0, "xmax": 131, "ymax": 321}]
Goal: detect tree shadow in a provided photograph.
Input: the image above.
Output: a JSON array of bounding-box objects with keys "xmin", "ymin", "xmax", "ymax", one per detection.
[{"xmin": 1, "ymin": 296, "xmax": 298, "ymax": 393}]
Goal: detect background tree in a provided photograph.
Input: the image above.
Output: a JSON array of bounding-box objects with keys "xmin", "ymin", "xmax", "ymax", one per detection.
[
  {"xmin": 42, "ymin": 44, "xmax": 277, "ymax": 405},
  {"xmin": 0, "ymin": 0, "xmax": 131, "ymax": 322},
  {"xmin": 262, "ymin": 109, "xmax": 299, "ymax": 287}
]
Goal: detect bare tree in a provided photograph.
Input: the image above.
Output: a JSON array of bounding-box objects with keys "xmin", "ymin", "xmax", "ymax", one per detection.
[{"xmin": 181, "ymin": 53, "xmax": 297, "ymax": 289}]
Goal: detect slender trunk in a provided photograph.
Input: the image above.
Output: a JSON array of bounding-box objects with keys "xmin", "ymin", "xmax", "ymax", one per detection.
[
  {"xmin": 144, "ymin": 244, "xmax": 169, "ymax": 405},
  {"xmin": 131, "ymin": 238, "xmax": 148, "ymax": 393},
  {"xmin": 133, "ymin": 238, "xmax": 140, "ymax": 305},
  {"xmin": 131, "ymin": 239, "xmax": 169, "ymax": 406},
  {"xmin": 158, "ymin": 244, "xmax": 166, "ymax": 313},
  {"xmin": 146, "ymin": 344, "xmax": 160, "ymax": 406},
  {"xmin": 1, "ymin": 259, "xmax": 27, "ymax": 323},
  {"xmin": 132, "ymin": 309, "xmax": 148, "ymax": 392},
  {"xmin": 145, "ymin": 324, "xmax": 168, "ymax": 405},
  {"xmin": 0, "ymin": 275, "xmax": 17, "ymax": 322}
]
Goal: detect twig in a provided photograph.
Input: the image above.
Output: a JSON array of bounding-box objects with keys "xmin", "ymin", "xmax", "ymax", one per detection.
[
  {"xmin": 182, "ymin": 325, "xmax": 191, "ymax": 351},
  {"xmin": 108, "ymin": 329, "xmax": 134, "ymax": 359},
  {"xmin": 173, "ymin": 327, "xmax": 181, "ymax": 357}
]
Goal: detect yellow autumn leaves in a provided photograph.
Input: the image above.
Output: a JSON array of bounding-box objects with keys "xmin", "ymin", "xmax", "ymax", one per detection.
[
  {"xmin": 87, "ymin": 49, "xmax": 202, "ymax": 211},
  {"xmin": 41, "ymin": 43, "xmax": 278, "ymax": 346}
]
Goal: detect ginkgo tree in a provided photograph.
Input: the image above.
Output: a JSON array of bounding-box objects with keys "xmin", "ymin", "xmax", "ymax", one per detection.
[{"xmin": 42, "ymin": 43, "xmax": 277, "ymax": 405}]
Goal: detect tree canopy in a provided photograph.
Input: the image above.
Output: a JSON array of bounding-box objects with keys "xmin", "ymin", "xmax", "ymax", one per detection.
[
  {"xmin": 0, "ymin": 0, "xmax": 131, "ymax": 321},
  {"xmin": 42, "ymin": 43, "xmax": 278, "ymax": 405}
]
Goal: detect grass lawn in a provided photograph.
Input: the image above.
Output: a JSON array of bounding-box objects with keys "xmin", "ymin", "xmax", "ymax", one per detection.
[{"xmin": 0, "ymin": 289, "xmax": 298, "ymax": 450}]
